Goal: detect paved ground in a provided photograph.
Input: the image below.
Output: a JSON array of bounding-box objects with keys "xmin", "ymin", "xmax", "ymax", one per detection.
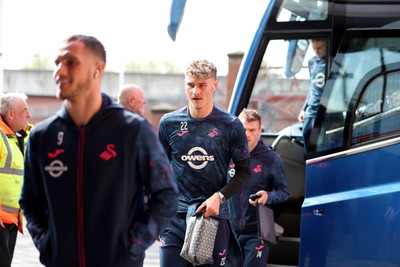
[{"xmin": 12, "ymin": 223, "xmax": 160, "ymax": 267}]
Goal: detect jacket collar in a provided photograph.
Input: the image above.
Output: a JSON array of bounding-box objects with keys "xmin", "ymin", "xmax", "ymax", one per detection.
[
  {"xmin": 0, "ymin": 116, "xmax": 15, "ymax": 135},
  {"xmin": 56, "ymin": 93, "xmax": 120, "ymax": 125}
]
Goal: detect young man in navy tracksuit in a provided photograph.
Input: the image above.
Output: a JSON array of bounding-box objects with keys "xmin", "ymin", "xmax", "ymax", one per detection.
[
  {"xmin": 228, "ymin": 108, "xmax": 289, "ymax": 267},
  {"xmin": 19, "ymin": 35, "xmax": 178, "ymax": 267},
  {"xmin": 158, "ymin": 59, "xmax": 250, "ymax": 267}
]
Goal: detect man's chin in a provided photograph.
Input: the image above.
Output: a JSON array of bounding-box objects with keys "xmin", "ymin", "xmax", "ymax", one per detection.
[{"xmin": 56, "ymin": 90, "xmax": 67, "ymax": 100}]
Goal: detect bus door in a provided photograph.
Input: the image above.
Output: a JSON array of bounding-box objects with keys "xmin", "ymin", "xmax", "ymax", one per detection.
[
  {"xmin": 242, "ymin": 36, "xmax": 329, "ymax": 267},
  {"xmin": 169, "ymin": 0, "xmax": 400, "ymax": 266},
  {"xmin": 302, "ymin": 29, "xmax": 400, "ymax": 267},
  {"xmin": 226, "ymin": 1, "xmax": 331, "ymax": 266}
]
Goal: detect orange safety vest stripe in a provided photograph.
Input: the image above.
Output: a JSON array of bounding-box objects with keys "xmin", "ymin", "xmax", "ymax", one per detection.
[
  {"xmin": 0, "ymin": 204, "xmax": 23, "ymax": 233},
  {"xmin": 0, "ymin": 209, "xmax": 19, "ymax": 224}
]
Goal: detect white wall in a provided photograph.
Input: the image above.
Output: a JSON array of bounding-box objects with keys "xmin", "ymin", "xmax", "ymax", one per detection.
[{"xmin": 3, "ymin": 70, "xmax": 227, "ymax": 107}]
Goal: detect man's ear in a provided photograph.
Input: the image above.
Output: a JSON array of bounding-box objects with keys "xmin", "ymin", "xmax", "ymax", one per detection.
[
  {"xmin": 213, "ymin": 80, "xmax": 219, "ymax": 89},
  {"xmin": 94, "ymin": 61, "xmax": 105, "ymax": 79},
  {"xmin": 7, "ymin": 109, "xmax": 14, "ymax": 119}
]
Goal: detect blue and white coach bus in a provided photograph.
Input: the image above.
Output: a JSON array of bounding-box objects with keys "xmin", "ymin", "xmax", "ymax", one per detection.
[{"xmin": 169, "ymin": 0, "xmax": 400, "ymax": 266}]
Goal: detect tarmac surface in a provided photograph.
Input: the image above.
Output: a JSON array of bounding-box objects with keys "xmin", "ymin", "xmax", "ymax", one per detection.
[{"xmin": 12, "ymin": 222, "xmax": 160, "ymax": 267}]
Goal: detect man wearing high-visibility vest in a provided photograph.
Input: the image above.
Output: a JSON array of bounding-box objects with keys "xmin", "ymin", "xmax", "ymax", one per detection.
[{"xmin": 0, "ymin": 92, "xmax": 31, "ymax": 267}]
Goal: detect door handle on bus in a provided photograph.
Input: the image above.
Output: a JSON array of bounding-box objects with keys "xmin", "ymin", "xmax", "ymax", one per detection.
[{"xmin": 313, "ymin": 208, "xmax": 325, "ymax": 216}]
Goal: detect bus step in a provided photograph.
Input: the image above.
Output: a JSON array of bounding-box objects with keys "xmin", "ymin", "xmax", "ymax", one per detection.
[{"xmin": 268, "ymin": 238, "xmax": 299, "ymax": 266}]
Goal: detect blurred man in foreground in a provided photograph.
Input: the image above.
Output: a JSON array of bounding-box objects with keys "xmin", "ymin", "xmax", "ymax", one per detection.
[{"xmin": 19, "ymin": 34, "xmax": 178, "ymax": 267}]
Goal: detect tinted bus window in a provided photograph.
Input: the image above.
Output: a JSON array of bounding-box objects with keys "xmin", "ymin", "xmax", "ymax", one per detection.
[
  {"xmin": 353, "ymin": 70, "xmax": 400, "ymax": 144},
  {"xmin": 277, "ymin": 0, "xmax": 328, "ymax": 22},
  {"xmin": 312, "ymin": 32, "xmax": 400, "ymax": 155},
  {"xmin": 247, "ymin": 38, "xmax": 325, "ymax": 133}
]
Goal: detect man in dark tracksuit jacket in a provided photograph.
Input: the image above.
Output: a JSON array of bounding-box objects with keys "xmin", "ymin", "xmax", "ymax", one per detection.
[
  {"xmin": 228, "ymin": 109, "xmax": 289, "ymax": 267},
  {"xmin": 19, "ymin": 35, "xmax": 178, "ymax": 267}
]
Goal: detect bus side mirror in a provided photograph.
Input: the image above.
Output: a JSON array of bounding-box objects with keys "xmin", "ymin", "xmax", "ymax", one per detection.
[
  {"xmin": 284, "ymin": 39, "xmax": 309, "ymax": 78},
  {"xmin": 168, "ymin": 0, "xmax": 187, "ymax": 41}
]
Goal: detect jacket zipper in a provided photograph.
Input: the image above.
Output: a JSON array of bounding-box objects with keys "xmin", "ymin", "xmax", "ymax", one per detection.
[
  {"xmin": 239, "ymin": 189, "xmax": 244, "ymax": 232},
  {"xmin": 77, "ymin": 127, "xmax": 86, "ymax": 267}
]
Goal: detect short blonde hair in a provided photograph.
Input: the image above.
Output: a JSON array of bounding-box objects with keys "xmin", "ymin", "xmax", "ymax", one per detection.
[
  {"xmin": 239, "ymin": 108, "xmax": 261, "ymax": 127},
  {"xmin": 185, "ymin": 59, "xmax": 217, "ymax": 80}
]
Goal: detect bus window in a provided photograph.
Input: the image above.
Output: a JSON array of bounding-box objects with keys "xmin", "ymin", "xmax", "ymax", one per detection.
[
  {"xmin": 277, "ymin": 0, "xmax": 328, "ymax": 22},
  {"xmin": 247, "ymin": 38, "xmax": 323, "ymax": 134},
  {"xmin": 352, "ymin": 70, "xmax": 400, "ymax": 144},
  {"xmin": 312, "ymin": 33, "xmax": 400, "ymax": 155}
]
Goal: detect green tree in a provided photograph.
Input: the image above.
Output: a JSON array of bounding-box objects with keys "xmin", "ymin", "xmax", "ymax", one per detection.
[
  {"xmin": 124, "ymin": 60, "xmax": 182, "ymax": 73},
  {"xmin": 23, "ymin": 55, "xmax": 52, "ymax": 70}
]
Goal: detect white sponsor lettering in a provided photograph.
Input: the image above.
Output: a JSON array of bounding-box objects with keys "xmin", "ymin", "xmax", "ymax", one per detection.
[
  {"xmin": 313, "ymin": 72, "xmax": 325, "ymax": 88},
  {"xmin": 45, "ymin": 160, "xmax": 68, "ymax": 178},
  {"xmin": 228, "ymin": 168, "xmax": 235, "ymax": 178},
  {"xmin": 181, "ymin": 147, "xmax": 214, "ymax": 169}
]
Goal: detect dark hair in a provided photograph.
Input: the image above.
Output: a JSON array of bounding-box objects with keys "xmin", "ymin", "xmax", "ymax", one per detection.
[
  {"xmin": 185, "ymin": 59, "xmax": 217, "ymax": 80},
  {"xmin": 65, "ymin": 35, "xmax": 106, "ymax": 63},
  {"xmin": 239, "ymin": 108, "xmax": 261, "ymax": 126}
]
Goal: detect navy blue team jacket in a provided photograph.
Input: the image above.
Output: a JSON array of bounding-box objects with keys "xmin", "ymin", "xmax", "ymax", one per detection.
[
  {"xmin": 20, "ymin": 93, "xmax": 178, "ymax": 267},
  {"xmin": 228, "ymin": 139, "xmax": 289, "ymax": 234}
]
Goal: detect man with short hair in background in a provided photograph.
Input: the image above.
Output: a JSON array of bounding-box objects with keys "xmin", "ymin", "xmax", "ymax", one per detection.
[
  {"xmin": 117, "ymin": 84, "xmax": 147, "ymax": 116},
  {"xmin": 228, "ymin": 108, "xmax": 288, "ymax": 267},
  {"xmin": 0, "ymin": 92, "xmax": 31, "ymax": 267},
  {"xmin": 297, "ymin": 38, "xmax": 327, "ymax": 153}
]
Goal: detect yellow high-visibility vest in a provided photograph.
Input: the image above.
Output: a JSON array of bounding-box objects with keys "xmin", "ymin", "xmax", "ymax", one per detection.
[{"xmin": 0, "ymin": 119, "xmax": 24, "ymax": 212}]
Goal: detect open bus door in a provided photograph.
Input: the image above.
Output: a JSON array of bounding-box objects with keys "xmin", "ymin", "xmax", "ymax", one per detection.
[
  {"xmin": 227, "ymin": 0, "xmax": 400, "ymax": 266},
  {"xmin": 169, "ymin": 0, "xmax": 400, "ymax": 266}
]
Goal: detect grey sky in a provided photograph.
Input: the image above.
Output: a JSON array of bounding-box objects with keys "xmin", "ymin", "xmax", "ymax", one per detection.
[{"xmin": 1, "ymin": 0, "xmax": 268, "ymax": 75}]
